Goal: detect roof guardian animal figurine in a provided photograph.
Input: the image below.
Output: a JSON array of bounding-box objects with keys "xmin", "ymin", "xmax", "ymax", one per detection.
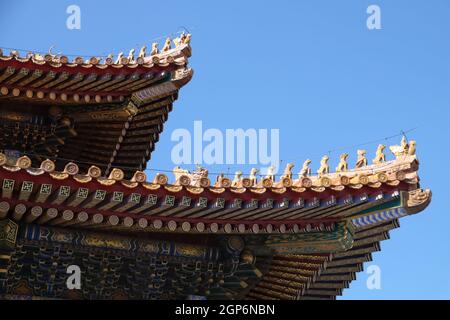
[
  {"xmin": 127, "ymin": 49, "xmax": 135, "ymax": 62},
  {"xmin": 150, "ymin": 43, "xmax": 159, "ymax": 55},
  {"xmin": 183, "ymin": 33, "xmax": 192, "ymax": 45},
  {"xmin": 336, "ymin": 153, "xmax": 349, "ymax": 172},
  {"xmin": 232, "ymin": 171, "xmax": 243, "ymax": 187},
  {"xmin": 355, "ymin": 150, "xmax": 367, "ymax": 168},
  {"xmin": 138, "ymin": 46, "xmax": 147, "ymax": 59},
  {"xmin": 216, "ymin": 173, "xmax": 224, "ymax": 185},
  {"xmin": 281, "ymin": 163, "xmax": 294, "ymax": 180},
  {"xmin": 249, "ymin": 168, "xmax": 259, "ymax": 186},
  {"xmin": 162, "ymin": 38, "xmax": 171, "ymax": 52},
  {"xmin": 174, "ymin": 33, "xmax": 187, "ymax": 47},
  {"xmin": 299, "ymin": 159, "xmax": 311, "ymax": 178},
  {"xmin": 389, "ymin": 136, "xmax": 411, "ymax": 158},
  {"xmin": 317, "ymin": 155, "xmax": 330, "ymax": 176},
  {"xmin": 115, "ymin": 52, "xmax": 124, "ymax": 64},
  {"xmin": 265, "ymin": 166, "xmax": 275, "ymax": 181},
  {"xmin": 373, "ymin": 144, "xmax": 386, "ymax": 164}
]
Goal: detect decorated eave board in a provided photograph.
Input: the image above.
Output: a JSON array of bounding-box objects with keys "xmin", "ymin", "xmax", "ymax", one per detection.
[{"xmin": 0, "ymin": 36, "xmax": 193, "ymax": 178}]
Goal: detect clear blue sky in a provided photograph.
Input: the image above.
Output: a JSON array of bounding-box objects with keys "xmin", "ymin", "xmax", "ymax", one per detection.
[{"xmin": 1, "ymin": 0, "xmax": 449, "ymax": 299}]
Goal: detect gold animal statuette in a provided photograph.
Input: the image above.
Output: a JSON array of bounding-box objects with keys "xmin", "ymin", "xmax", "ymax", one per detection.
[
  {"xmin": 355, "ymin": 150, "xmax": 367, "ymax": 168},
  {"xmin": 336, "ymin": 153, "xmax": 349, "ymax": 172},
  {"xmin": 162, "ymin": 38, "xmax": 171, "ymax": 52},
  {"xmin": 281, "ymin": 163, "xmax": 294, "ymax": 179},
  {"xmin": 401, "ymin": 136, "xmax": 408, "ymax": 150},
  {"xmin": 317, "ymin": 155, "xmax": 330, "ymax": 176},
  {"xmin": 127, "ymin": 49, "xmax": 135, "ymax": 62},
  {"xmin": 115, "ymin": 52, "xmax": 124, "ymax": 64},
  {"xmin": 232, "ymin": 171, "xmax": 243, "ymax": 187},
  {"xmin": 183, "ymin": 34, "xmax": 191, "ymax": 44},
  {"xmin": 216, "ymin": 173, "xmax": 224, "ymax": 184},
  {"xmin": 138, "ymin": 46, "xmax": 147, "ymax": 59},
  {"xmin": 389, "ymin": 136, "xmax": 410, "ymax": 158},
  {"xmin": 265, "ymin": 166, "xmax": 275, "ymax": 181},
  {"xmin": 299, "ymin": 159, "xmax": 311, "ymax": 178},
  {"xmin": 249, "ymin": 168, "xmax": 259, "ymax": 186},
  {"xmin": 173, "ymin": 33, "xmax": 187, "ymax": 47},
  {"xmin": 151, "ymin": 43, "xmax": 159, "ymax": 56},
  {"xmin": 373, "ymin": 144, "xmax": 386, "ymax": 164}
]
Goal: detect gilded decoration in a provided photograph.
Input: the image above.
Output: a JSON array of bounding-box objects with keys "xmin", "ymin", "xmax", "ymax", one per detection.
[
  {"xmin": 336, "ymin": 153, "xmax": 349, "ymax": 172},
  {"xmin": 97, "ymin": 178, "xmax": 116, "ymax": 186},
  {"xmin": 49, "ymin": 172, "xmax": 69, "ymax": 180},
  {"xmin": 175, "ymin": 244, "xmax": 205, "ymax": 258},
  {"xmin": 245, "ymin": 221, "xmax": 354, "ymax": 254},
  {"xmin": 373, "ymin": 144, "xmax": 386, "ymax": 164},
  {"xmin": 73, "ymin": 175, "xmax": 92, "ymax": 183},
  {"xmin": 317, "ymin": 155, "xmax": 330, "ymax": 176},
  {"xmin": 406, "ymin": 188, "xmax": 432, "ymax": 214}
]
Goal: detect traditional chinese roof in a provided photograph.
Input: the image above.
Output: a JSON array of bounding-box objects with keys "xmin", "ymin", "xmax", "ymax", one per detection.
[
  {"xmin": 0, "ymin": 38, "xmax": 432, "ymax": 300},
  {"xmin": 0, "ymin": 37, "xmax": 193, "ymax": 178},
  {"xmin": 0, "ymin": 41, "xmax": 191, "ymax": 101},
  {"xmin": 0, "ymin": 134, "xmax": 432, "ymax": 300}
]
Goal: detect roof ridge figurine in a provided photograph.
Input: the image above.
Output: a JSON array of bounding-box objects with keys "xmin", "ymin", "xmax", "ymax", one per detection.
[
  {"xmin": 336, "ymin": 153, "xmax": 349, "ymax": 172},
  {"xmin": 317, "ymin": 155, "xmax": 330, "ymax": 176},
  {"xmin": 299, "ymin": 159, "xmax": 312, "ymax": 178},
  {"xmin": 150, "ymin": 42, "xmax": 159, "ymax": 55},
  {"xmin": 138, "ymin": 46, "xmax": 146, "ymax": 59},
  {"xmin": 355, "ymin": 149, "xmax": 367, "ymax": 168},
  {"xmin": 162, "ymin": 38, "xmax": 171, "ymax": 52},
  {"xmin": 373, "ymin": 144, "xmax": 386, "ymax": 164}
]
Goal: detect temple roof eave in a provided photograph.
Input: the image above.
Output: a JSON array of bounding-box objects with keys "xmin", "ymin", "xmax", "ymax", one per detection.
[{"xmin": 0, "ymin": 152, "xmax": 431, "ymax": 237}]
